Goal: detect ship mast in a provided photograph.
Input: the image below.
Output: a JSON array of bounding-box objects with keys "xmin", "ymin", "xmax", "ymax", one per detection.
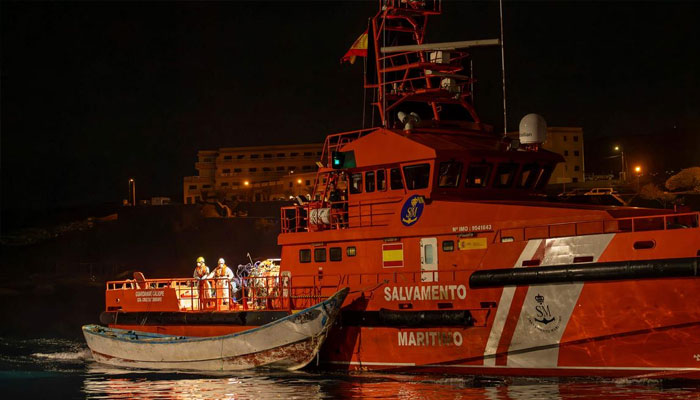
[{"xmin": 367, "ymin": 0, "xmax": 497, "ymax": 129}]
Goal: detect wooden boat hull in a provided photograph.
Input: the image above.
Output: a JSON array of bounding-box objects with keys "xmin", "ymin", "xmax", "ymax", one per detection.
[{"xmin": 83, "ymin": 288, "xmax": 348, "ymax": 371}]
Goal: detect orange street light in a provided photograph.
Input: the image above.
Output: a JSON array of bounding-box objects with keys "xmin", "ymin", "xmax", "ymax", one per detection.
[
  {"xmin": 128, "ymin": 178, "xmax": 135, "ymax": 206},
  {"xmin": 634, "ymin": 166, "xmax": 642, "ymax": 192}
]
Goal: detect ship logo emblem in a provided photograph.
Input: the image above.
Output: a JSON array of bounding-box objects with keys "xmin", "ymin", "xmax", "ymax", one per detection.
[
  {"xmin": 401, "ymin": 195, "xmax": 425, "ymax": 226},
  {"xmin": 527, "ymin": 293, "xmax": 562, "ymax": 333}
]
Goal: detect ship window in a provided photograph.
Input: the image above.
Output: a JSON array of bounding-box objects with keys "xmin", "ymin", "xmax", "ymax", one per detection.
[
  {"xmin": 188, "ymin": 185, "xmax": 197, "ymax": 190},
  {"xmin": 466, "ymin": 163, "xmax": 491, "ymax": 187},
  {"xmin": 346, "ymin": 246, "xmax": 356, "ymax": 257},
  {"xmin": 237, "ymin": 155, "xmax": 245, "ymax": 159},
  {"xmin": 365, "ymin": 171, "xmax": 375, "ymax": 192},
  {"xmin": 221, "ymin": 182, "xmax": 229, "ymax": 187},
  {"xmin": 517, "ymin": 163, "xmax": 541, "ymax": 189},
  {"xmin": 403, "ymin": 163, "xmax": 430, "ymax": 190},
  {"xmin": 224, "ymin": 155, "xmax": 232, "ymax": 160},
  {"xmin": 277, "ymin": 153, "xmax": 286, "ymax": 157},
  {"xmin": 249, "ymin": 168, "xmax": 257, "ymax": 172},
  {"xmin": 264, "ymin": 154, "xmax": 273, "ymax": 158},
  {"xmin": 535, "ymin": 165, "xmax": 554, "ymax": 189},
  {"xmin": 299, "ymin": 249, "xmax": 311, "ymax": 263},
  {"xmin": 314, "ymin": 248, "xmax": 327, "ymax": 262},
  {"xmin": 377, "ymin": 169, "xmax": 387, "ymax": 191},
  {"xmin": 251, "ymin": 154, "xmax": 260, "ymax": 159},
  {"xmin": 424, "ymin": 244, "xmax": 434, "ymax": 264},
  {"xmin": 234, "ymin": 168, "xmax": 242, "ymax": 173},
  {"xmin": 223, "ymin": 168, "xmax": 231, "ymax": 173},
  {"xmin": 442, "ymin": 240, "xmax": 455, "ymax": 252},
  {"xmin": 329, "ymin": 247, "xmax": 342, "ymax": 261},
  {"xmin": 438, "ymin": 161, "xmax": 463, "ymax": 188},
  {"xmin": 390, "ymin": 168, "xmax": 404, "ymax": 190},
  {"xmin": 494, "ymin": 163, "xmax": 518, "ymax": 188},
  {"xmin": 291, "ymin": 152, "xmax": 299, "ymax": 157},
  {"xmin": 349, "ymin": 173, "xmax": 363, "ymax": 194},
  {"xmin": 276, "ymin": 166, "xmax": 285, "ymax": 171}
]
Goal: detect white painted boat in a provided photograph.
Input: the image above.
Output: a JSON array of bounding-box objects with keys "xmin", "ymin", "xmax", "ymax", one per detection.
[{"xmin": 83, "ymin": 287, "xmax": 348, "ymax": 371}]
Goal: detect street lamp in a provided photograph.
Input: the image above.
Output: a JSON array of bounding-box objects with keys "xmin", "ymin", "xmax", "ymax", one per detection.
[
  {"xmin": 613, "ymin": 146, "xmax": 626, "ymax": 182},
  {"xmin": 634, "ymin": 165, "xmax": 642, "ymax": 192},
  {"xmin": 128, "ymin": 178, "xmax": 136, "ymax": 206}
]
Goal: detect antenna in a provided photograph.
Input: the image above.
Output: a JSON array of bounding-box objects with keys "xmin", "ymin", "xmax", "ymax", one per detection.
[{"xmin": 499, "ymin": 0, "xmax": 507, "ymax": 137}]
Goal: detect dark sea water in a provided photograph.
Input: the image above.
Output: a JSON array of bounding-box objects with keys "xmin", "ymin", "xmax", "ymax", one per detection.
[{"xmin": 1, "ymin": 338, "xmax": 699, "ymax": 399}]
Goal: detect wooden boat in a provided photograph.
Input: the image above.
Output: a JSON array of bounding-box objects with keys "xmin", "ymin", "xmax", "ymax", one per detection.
[{"xmin": 82, "ymin": 287, "xmax": 348, "ymax": 371}]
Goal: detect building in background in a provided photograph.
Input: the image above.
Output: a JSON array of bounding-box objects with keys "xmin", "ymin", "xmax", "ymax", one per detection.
[
  {"xmin": 541, "ymin": 127, "xmax": 585, "ymax": 184},
  {"xmin": 183, "ymin": 144, "xmax": 323, "ymax": 203}
]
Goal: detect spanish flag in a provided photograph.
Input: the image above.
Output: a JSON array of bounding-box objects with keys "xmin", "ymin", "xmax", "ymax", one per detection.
[{"xmin": 341, "ymin": 31, "xmax": 368, "ymax": 64}]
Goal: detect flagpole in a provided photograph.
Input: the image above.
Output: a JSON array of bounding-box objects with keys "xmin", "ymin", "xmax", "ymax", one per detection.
[{"xmin": 499, "ymin": 0, "xmax": 507, "ymax": 137}]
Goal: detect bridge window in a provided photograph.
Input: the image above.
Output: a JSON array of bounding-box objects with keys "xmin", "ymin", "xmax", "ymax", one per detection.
[
  {"xmin": 466, "ymin": 163, "xmax": 491, "ymax": 187},
  {"xmin": 494, "ymin": 163, "xmax": 518, "ymax": 188},
  {"xmin": 349, "ymin": 173, "xmax": 363, "ymax": 194},
  {"xmin": 377, "ymin": 169, "xmax": 387, "ymax": 191},
  {"xmin": 390, "ymin": 168, "xmax": 404, "ymax": 190},
  {"xmin": 299, "ymin": 249, "xmax": 311, "ymax": 263},
  {"xmin": 329, "ymin": 247, "xmax": 342, "ymax": 261},
  {"xmin": 365, "ymin": 171, "xmax": 376, "ymax": 192},
  {"xmin": 438, "ymin": 161, "xmax": 463, "ymax": 188},
  {"xmin": 535, "ymin": 165, "xmax": 554, "ymax": 189},
  {"xmin": 403, "ymin": 163, "xmax": 430, "ymax": 190},
  {"xmin": 517, "ymin": 163, "xmax": 540, "ymax": 188},
  {"xmin": 346, "ymin": 246, "xmax": 357, "ymax": 257},
  {"xmin": 314, "ymin": 248, "xmax": 327, "ymax": 262}
]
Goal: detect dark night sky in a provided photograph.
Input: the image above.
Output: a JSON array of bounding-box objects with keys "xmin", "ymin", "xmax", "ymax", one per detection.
[{"xmin": 2, "ymin": 1, "xmax": 699, "ymax": 218}]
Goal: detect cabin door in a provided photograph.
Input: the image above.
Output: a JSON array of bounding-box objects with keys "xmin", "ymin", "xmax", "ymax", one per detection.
[{"xmin": 420, "ymin": 237, "xmax": 438, "ymax": 282}]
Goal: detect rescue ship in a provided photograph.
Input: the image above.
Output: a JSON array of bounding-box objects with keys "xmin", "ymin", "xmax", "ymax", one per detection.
[{"xmin": 100, "ymin": 0, "xmax": 700, "ymax": 379}]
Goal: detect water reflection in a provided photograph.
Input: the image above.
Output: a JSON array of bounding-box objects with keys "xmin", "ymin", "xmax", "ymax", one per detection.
[
  {"xmin": 81, "ymin": 365, "xmax": 700, "ymax": 400},
  {"xmin": 2, "ymin": 338, "xmax": 698, "ymax": 400}
]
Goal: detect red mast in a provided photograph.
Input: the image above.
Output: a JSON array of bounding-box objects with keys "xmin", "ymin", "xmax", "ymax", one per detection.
[{"xmin": 368, "ymin": 0, "xmax": 496, "ymax": 127}]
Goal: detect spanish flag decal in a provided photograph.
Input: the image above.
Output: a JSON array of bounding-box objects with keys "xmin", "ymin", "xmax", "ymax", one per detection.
[{"xmin": 382, "ymin": 243, "xmax": 404, "ymax": 268}]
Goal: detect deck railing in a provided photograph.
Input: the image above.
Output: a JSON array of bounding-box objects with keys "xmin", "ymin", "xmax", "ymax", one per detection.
[
  {"xmin": 105, "ymin": 273, "xmax": 345, "ymax": 313},
  {"xmin": 495, "ymin": 212, "xmax": 699, "ymax": 243}
]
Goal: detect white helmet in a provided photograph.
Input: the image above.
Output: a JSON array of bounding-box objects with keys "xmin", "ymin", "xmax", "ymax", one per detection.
[{"xmin": 218, "ymin": 258, "xmax": 225, "ymax": 265}]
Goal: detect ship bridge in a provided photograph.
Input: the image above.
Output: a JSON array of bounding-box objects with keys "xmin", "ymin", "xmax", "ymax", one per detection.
[{"xmin": 280, "ymin": 124, "xmax": 563, "ymax": 234}]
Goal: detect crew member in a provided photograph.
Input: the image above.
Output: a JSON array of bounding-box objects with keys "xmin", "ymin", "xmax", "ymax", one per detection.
[
  {"xmin": 207, "ymin": 258, "xmax": 235, "ymax": 305},
  {"xmin": 193, "ymin": 256, "xmax": 212, "ymax": 304}
]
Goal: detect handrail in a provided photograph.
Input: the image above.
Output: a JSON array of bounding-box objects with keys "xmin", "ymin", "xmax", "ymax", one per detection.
[{"xmin": 494, "ymin": 212, "xmax": 699, "ymax": 243}]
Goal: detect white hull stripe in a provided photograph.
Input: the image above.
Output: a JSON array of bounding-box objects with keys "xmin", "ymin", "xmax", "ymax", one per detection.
[
  {"xmin": 507, "ymin": 234, "xmax": 615, "ymax": 368},
  {"xmin": 482, "ymin": 239, "xmax": 543, "ymax": 366}
]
